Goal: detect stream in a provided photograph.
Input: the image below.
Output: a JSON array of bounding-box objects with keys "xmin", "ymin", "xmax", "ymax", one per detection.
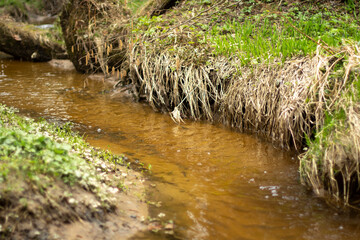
[{"xmin": 1, "ymin": 59, "xmax": 360, "ymax": 239}]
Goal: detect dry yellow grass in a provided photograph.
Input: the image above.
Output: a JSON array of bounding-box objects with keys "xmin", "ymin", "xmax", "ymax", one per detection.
[
  {"xmin": 300, "ymin": 43, "xmax": 360, "ymax": 206},
  {"xmin": 60, "ymin": 0, "xmax": 360, "ymax": 206}
]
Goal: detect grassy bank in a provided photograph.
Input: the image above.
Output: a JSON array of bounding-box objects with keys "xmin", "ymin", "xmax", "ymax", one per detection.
[
  {"xmin": 60, "ymin": 0, "xmax": 360, "ymax": 207},
  {"xmin": 125, "ymin": 0, "xmax": 360, "ymax": 207},
  {"xmin": 0, "ymin": 104, "xmax": 147, "ymax": 239},
  {"xmin": 127, "ymin": 0, "xmax": 359, "ymax": 146}
]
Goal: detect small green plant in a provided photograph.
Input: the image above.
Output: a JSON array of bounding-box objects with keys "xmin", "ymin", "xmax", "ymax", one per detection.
[{"xmin": 0, "ymin": 121, "xmax": 96, "ymax": 188}]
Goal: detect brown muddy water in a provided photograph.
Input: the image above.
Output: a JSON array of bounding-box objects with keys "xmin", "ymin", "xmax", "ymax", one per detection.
[{"xmin": 1, "ymin": 58, "xmax": 360, "ymax": 240}]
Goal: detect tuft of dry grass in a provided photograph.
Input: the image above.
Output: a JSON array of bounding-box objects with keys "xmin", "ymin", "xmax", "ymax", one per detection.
[
  {"xmin": 128, "ymin": 36, "xmax": 353, "ymax": 149},
  {"xmin": 300, "ymin": 43, "xmax": 360, "ymax": 206},
  {"xmin": 60, "ymin": 0, "xmax": 130, "ymax": 73}
]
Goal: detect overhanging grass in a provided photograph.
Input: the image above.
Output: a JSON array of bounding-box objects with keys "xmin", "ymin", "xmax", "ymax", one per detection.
[
  {"xmin": 299, "ymin": 44, "xmax": 360, "ymax": 205},
  {"xmin": 57, "ymin": 0, "xmax": 360, "ymax": 206},
  {"xmin": 124, "ymin": 1, "xmax": 360, "ymax": 151}
]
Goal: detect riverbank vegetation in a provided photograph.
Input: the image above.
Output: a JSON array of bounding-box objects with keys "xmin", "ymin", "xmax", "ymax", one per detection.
[
  {"xmin": 59, "ymin": 0, "xmax": 360, "ymax": 207},
  {"xmin": 130, "ymin": 0, "xmax": 360, "ymax": 208},
  {"xmin": 0, "ymin": 104, "xmax": 147, "ymax": 239}
]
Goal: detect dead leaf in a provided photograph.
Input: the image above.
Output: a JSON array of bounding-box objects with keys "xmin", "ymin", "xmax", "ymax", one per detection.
[{"xmin": 13, "ymin": 34, "xmax": 22, "ymax": 41}]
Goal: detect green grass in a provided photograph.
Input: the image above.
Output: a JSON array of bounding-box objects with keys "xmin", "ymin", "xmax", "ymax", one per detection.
[
  {"xmin": 129, "ymin": 1, "xmax": 360, "ymax": 66},
  {"xmin": 0, "ymin": 0, "xmax": 43, "ymax": 10},
  {"xmin": 208, "ymin": 13, "xmax": 360, "ymax": 65},
  {"xmin": 127, "ymin": 0, "xmax": 148, "ymax": 14}
]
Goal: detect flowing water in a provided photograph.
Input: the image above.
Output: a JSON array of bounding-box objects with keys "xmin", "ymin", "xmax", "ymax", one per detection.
[{"xmin": 1, "ymin": 58, "xmax": 360, "ymax": 240}]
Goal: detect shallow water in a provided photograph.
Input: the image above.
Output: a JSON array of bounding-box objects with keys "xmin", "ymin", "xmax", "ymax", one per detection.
[{"xmin": 1, "ymin": 59, "xmax": 360, "ymax": 239}]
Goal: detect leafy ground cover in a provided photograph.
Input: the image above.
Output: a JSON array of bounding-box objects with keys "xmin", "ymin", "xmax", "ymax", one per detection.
[{"xmin": 0, "ymin": 104, "xmax": 147, "ymax": 239}]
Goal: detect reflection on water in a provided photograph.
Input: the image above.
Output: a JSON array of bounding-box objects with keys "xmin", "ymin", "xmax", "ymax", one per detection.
[{"xmin": 1, "ymin": 59, "xmax": 360, "ymax": 240}]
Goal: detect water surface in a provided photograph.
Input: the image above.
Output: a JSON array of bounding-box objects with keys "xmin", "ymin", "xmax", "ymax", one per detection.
[{"xmin": 1, "ymin": 59, "xmax": 359, "ymax": 239}]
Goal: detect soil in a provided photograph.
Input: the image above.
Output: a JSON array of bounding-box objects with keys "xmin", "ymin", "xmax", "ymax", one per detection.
[
  {"xmin": 0, "ymin": 149, "xmax": 149, "ymax": 240},
  {"xmin": 48, "ymin": 170, "xmax": 148, "ymax": 240}
]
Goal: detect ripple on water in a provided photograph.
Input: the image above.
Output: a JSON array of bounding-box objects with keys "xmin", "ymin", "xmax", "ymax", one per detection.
[{"xmin": 1, "ymin": 60, "xmax": 360, "ymax": 240}]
